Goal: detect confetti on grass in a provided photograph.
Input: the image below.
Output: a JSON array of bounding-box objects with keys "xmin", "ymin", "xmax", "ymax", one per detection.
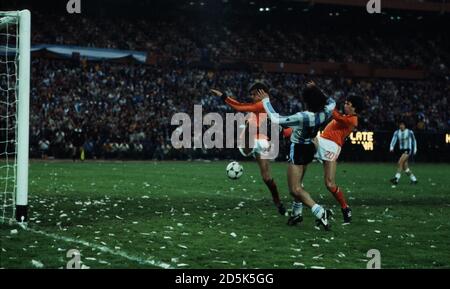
[
  {"xmin": 31, "ymin": 260, "xmax": 44, "ymax": 268},
  {"xmin": 312, "ymin": 254, "xmax": 323, "ymax": 260},
  {"xmin": 213, "ymin": 260, "xmax": 230, "ymax": 264}
]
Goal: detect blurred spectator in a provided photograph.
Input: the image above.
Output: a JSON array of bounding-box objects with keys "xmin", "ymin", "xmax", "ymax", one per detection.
[
  {"xmin": 27, "ymin": 58, "xmax": 448, "ymax": 159},
  {"xmin": 38, "ymin": 138, "xmax": 50, "ymax": 159}
]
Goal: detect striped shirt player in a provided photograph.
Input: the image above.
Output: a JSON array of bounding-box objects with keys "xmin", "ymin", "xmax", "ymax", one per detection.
[
  {"xmin": 260, "ymin": 82, "xmax": 335, "ymax": 231},
  {"xmin": 389, "ymin": 122, "xmax": 418, "ymax": 185},
  {"xmin": 389, "ymin": 128, "xmax": 417, "ymax": 156},
  {"xmin": 262, "ymin": 97, "xmax": 336, "ymax": 165}
]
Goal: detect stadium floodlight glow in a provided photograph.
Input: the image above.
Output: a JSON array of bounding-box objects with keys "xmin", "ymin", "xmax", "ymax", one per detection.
[
  {"xmin": 259, "ymin": 8, "xmax": 264, "ymax": 12},
  {"xmin": 0, "ymin": 10, "xmax": 30, "ymax": 224},
  {"xmin": 265, "ymin": 7, "xmax": 270, "ymax": 11}
]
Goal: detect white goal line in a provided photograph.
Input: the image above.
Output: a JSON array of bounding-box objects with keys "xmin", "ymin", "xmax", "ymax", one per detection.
[{"xmin": 24, "ymin": 227, "xmax": 174, "ymax": 269}]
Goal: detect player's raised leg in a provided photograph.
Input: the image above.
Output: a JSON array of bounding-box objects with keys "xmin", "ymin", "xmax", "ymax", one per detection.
[
  {"xmin": 255, "ymin": 155, "xmax": 286, "ymax": 215},
  {"xmin": 323, "ymin": 160, "xmax": 351, "ymax": 223}
]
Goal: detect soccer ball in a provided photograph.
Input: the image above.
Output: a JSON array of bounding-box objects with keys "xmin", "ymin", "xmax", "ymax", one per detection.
[{"xmin": 226, "ymin": 161, "xmax": 243, "ymax": 180}]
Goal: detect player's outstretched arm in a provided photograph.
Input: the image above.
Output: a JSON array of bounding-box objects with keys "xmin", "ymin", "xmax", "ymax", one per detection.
[
  {"xmin": 262, "ymin": 91, "xmax": 335, "ymax": 128},
  {"xmin": 258, "ymin": 88, "xmax": 302, "ymax": 126},
  {"xmin": 299, "ymin": 97, "xmax": 336, "ymax": 128},
  {"xmin": 261, "ymin": 98, "xmax": 304, "ymax": 126},
  {"xmin": 210, "ymin": 88, "xmax": 261, "ymax": 112},
  {"xmin": 312, "ymin": 97, "xmax": 336, "ymax": 125}
]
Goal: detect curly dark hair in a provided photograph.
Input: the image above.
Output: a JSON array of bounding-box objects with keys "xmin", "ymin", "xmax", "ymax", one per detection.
[
  {"xmin": 302, "ymin": 86, "xmax": 327, "ymax": 113},
  {"xmin": 347, "ymin": 95, "xmax": 365, "ymax": 113}
]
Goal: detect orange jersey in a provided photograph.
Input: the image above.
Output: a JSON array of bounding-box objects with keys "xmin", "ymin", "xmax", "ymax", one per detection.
[
  {"xmin": 225, "ymin": 97, "xmax": 265, "ymax": 113},
  {"xmin": 224, "ymin": 97, "xmax": 267, "ymax": 140},
  {"xmin": 321, "ymin": 109, "xmax": 358, "ymax": 147}
]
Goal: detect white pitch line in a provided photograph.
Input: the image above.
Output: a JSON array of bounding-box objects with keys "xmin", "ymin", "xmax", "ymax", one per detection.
[{"xmin": 27, "ymin": 227, "xmax": 173, "ymax": 269}]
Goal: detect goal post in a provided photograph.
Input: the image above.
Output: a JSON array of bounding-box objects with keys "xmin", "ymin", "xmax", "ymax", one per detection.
[
  {"xmin": 0, "ymin": 10, "xmax": 30, "ymax": 224},
  {"xmin": 16, "ymin": 9, "xmax": 30, "ymax": 223}
]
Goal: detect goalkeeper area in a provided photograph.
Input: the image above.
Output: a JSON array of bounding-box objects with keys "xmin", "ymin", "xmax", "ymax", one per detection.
[{"xmin": 1, "ymin": 161, "xmax": 449, "ymax": 269}]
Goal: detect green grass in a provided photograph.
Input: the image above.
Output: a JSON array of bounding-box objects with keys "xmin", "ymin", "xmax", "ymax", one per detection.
[{"xmin": 1, "ymin": 160, "xmax": 449, "ymax": 269}]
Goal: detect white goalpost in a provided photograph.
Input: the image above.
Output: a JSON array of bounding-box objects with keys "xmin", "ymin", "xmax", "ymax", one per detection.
[{"xmin": 0, "ymin": 10, "xmax": 30, "ymax": 224}]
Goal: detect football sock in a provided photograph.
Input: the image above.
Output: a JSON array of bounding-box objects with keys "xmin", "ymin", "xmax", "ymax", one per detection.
[
  {"xmin": 395, "ymin": 173, "xmax": 401, "ymax": 180},
  {"xmin": 292, "ymin": 201, "xmax": 303, "ymax": 216},
  {"xmin": 404, "ymin": 169, "xmax": 417, "ymax": 181},
  {"xmin": 328, "ymin": 186, "xmax": 348, "ymax": 209},
  {"xmin": 311, "ymin": 204, "xmax": 325, "ymax": 219},
  {"xmin": 264, "ymin": 179, "xmax": 281, "ymax": 206}
]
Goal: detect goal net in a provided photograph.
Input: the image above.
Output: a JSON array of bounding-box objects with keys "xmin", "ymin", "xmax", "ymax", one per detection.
[{"xmin": 0, "ymin": 10, "xmax": 30, "ymax": 224}]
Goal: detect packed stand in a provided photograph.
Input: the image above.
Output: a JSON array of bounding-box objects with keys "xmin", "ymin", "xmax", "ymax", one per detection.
[{"xmin": 29, "ymin": 59, "xmax": 449, "ymax": 159}]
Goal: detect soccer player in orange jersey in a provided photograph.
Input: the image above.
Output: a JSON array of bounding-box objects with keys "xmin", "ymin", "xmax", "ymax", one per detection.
[
  {"xmin": 314, "ymin": 95, "xmax": 365, "ymax": 223},
  {"xmin": 210, "ymin": 83, "xmax": 287, "ymax": 215}
]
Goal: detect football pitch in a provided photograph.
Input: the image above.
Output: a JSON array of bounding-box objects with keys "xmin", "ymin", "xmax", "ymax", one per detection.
[{"xmin": 1, "ymin": 160, "xmax": 449, "ymax": 269}]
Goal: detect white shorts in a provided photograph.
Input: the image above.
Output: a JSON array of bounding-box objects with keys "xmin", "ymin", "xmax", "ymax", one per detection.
[
  {"xmin": 315, "ymin": 136, "xmax": 341, "ymax": 162},
  {"xmin": 239, "ymin": 139, "xmax": 271, "ymax": 158}
]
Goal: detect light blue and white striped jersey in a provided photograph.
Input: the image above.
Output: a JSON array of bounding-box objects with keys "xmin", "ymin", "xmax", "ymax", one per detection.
[
  {"xmin": 390, "ymin": 129, "xmax": 417, "ymax": 154},
  {"xmin": 262, "ymin": 97, "xmax": 336, "ymax": 144}
]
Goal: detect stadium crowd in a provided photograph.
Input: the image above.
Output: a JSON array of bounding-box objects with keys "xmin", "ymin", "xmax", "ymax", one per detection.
[
  {"xmin": 1, "ymin": 5, "xmax": 447, "ymax": 159},
  {"xmin": 31, "ymin": 12, "xmax": 450, "ymax": 70},
  {"xmin": 30, "ymin": 59, "xmax": 449, "ymax": 159}
]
